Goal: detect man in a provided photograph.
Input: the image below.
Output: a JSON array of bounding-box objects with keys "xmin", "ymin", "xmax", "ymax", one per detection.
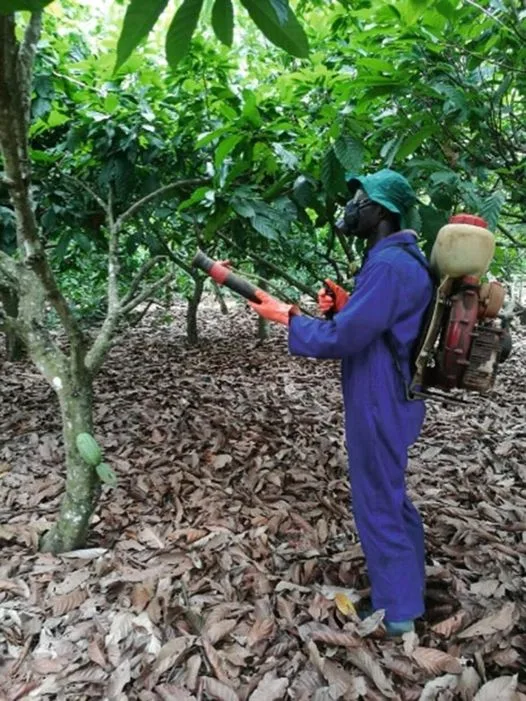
[{"xmin": 248, "ymin": 169, "xmax": 434, "ymax": 636}]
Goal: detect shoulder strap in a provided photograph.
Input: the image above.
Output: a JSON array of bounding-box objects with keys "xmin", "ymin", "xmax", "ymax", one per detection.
[
  {"xmin": 393, "ymin": 242, "xmax": 437, "ymax": 284},
  {"xmin": 384, "ymin": 243, "xmax": 437, "ymax": 401}
]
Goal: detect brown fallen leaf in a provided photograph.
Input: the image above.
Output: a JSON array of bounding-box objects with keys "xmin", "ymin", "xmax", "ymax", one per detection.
[
  {"xmin": 0, "ymin": 578, "xmax": 30, "ymax": 598},
  {"xmin": 138, "ymin": 527, "xmax": 165, "ymax": 549},
  {"xmin": 248, "ymin": 671, "xmax": 289, "ymax": 701},
  {"xmin": 212, "ymin": 454, "xmax": 232, "ymax": 469},
  {"xmin": 155, "ymin": 685, "xmax": 197, "ymax": 701},
  {"xmin": 202, "ymin": 638, "xmax": 230, "ymax": 684},
  {"xmin": 200, "ymin": 676, "xmax": 239, "ymax": 701},
  {"xmin": 246, "ymin": 617, "xmax": 275, "ymax": 647},
  {"xmin": 458, "ymin": 603, "xmax": 517, "ymax": 639},
  {"xmin": 153, "ymin": 637, "xmax": 196, "ymax": 679},
  {"xmin": 106, "ymin": 658, "xmax": 131, "ymax": 699},
  {"xmin": 356, "ymin": 609, "xmax": 385, "ymax": 637},
  {"xmin": 431, "ymin": 611, "xmax": 467, "ymax": 638},
  {"xmin": 347, "ymin": 646, "xmax": 396, "ymax": 697},
  {"xmin": 492, "ymin": 647, "xmax": 521, "ymax": 669},
  {"xmin": 419, "ymin": 673, "xmax": 460, "ymax": 701},
  {"xmin": 31, "ymin": 657, "xmax": 67, "ymax": 675},
  {"xmin": 411, "ymin": 646, "xmax": 463, "ymax": 675},
  {"xmin": 298, "ymin": 622, "xmax": 360, "ymax": 649},
  {"xmin": 203, "ymin": 618, "xmax": 238, "ymax": 645},
  {"xmin": 473, "ymin": 674, "xmax": 519, "ymax": 701},
  {"xmin": 51, "ymin": 587, "xmax": 87, "ymax": 616},
  {"xmin": 383, "ymin": 654, "xmax": 417, "ymax": 681},
  {"xmin": 87, "ymin": 638, "xmax": 107, "ymax": 669},
  {"xmin": 131, "ymin": 581, "xmax": 155, "ymax": 612},
  {"xmin": 457, "ymin": 665, "xmax": 482, "ymax": 700}
]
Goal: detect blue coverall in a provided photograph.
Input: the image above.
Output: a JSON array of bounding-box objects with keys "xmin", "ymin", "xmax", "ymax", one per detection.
[{"xmin": 289, "ymin": 231, "xmax": 434, "ymax": 621}]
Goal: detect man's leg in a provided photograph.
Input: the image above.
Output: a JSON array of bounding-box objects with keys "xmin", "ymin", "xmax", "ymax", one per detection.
[
  {"xmin": 347, "ymin": 423, "xmax": 425, "ymax": 622},
  {"xmin": 403, "ymin": 496, "xmax": 426, "ymax": 588}
]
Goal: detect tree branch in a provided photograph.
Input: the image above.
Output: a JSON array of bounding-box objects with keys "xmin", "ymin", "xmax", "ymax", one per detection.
[
  {"xmin": 121, "ymin": 272, "xmax": 174, "ymax": 315},
  {"xmin": 497, "ymin": 224, "xmax": 526, "ymax": 249},
  {"xmin": 0, "ymin": 14, "xmax": 85, "ymax": 366},
  {"xmin": 18, "ymin": 11, "xmax": 42, "ymax": 131},
  {"xmin": 120, "ymin": 255, "xmax": 167, "ymax": 308},
  {"xmin": 0, "ymin": 250, "xmax": 19, "ymax": 290},
  {"xmin": 115, "ymin": 178, "xmax": 210, "ymax": 229},
  {"xmin": 63, "ymin": 174, "xmax": 109, "ymax": 214},
  {"xmin": 85, "ymin": 315, "xmax": 119, "ymax": 377}
]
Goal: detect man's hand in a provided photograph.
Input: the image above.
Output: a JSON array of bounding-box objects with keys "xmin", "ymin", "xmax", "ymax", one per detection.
[
  {"xmin": 317, "ymin": 279, "xmax": 350, "ymax": 315},
  {"xmin": 248, "ymin": 289, "xmax": 300, "ymax": 326}
]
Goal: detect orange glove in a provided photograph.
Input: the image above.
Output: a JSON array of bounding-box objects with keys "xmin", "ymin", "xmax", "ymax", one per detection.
[
  {"xmin": 248, "ymin": 289, "xmax": 300, "ymax": 326},
  {"xmin": 318, "ymin": 279, "xmax": 350, "ymax": 315}
]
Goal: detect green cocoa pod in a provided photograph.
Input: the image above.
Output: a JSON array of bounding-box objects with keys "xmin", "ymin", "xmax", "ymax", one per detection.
[
  {"xmin": 76, "ymin": 432, "xmax": 102, "ymax": 466},
  {"xmin": 96, "ymin": 462, "xmax": 117, "ymax": 487}
]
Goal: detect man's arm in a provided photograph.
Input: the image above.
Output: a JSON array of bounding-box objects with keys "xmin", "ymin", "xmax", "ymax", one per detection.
[{"xmin": 288, "ymin": 261, "xmax": 401, "ymax": 359}]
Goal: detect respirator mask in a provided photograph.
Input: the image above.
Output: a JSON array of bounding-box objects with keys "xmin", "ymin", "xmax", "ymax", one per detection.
[{"xmin": 336, "ymin": 190, "xmax": 373, "ymax": 237}]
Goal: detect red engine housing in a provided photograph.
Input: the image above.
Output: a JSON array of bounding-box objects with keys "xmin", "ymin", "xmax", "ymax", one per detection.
[{"xmin": 432, "ymin": 277, "xmax": 504, "ymax": 392}]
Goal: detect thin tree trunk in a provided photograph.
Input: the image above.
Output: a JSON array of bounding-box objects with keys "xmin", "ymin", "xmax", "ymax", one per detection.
[
  {"xmin": 186, "ymin": 276, "xmax": 204, "ymax": 345},
  {"xmin": 257, "ymin": 278, "xmax": 270, "ymax": 340},
  {"xmin": 0, "ymin": 286, "xmax": 25, "ymax": 360},
  {"xmin": 40, "ymin": 377, "xmax": 99, "ymax": 553},
  {"xmin": 212, "ymin": 281, "xmax": 228, "ymax": 315}
]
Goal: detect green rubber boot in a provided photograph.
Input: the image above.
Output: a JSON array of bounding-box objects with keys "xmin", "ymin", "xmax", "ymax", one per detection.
[
  {"xmin": 384, "ymin": 619, "xmax": 415, "ymax": 637},
  {"xmin": 359, "ymin": 608, "xmax": 415, "ymax": 637}
]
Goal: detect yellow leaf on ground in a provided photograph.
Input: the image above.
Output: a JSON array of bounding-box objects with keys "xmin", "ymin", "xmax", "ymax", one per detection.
[{"xmin": 335, "ymin": 592, "xmax": 357, "ymax": 617}]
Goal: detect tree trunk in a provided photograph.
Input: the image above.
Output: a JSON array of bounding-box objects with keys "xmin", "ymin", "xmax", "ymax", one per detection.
[
  {"xmin": 1, "ymin": 286, "xmax": 25, "ymax": 360},
  {"xmin": 212, "ymin": 281, "xmax": 228, "ymax": 315},
  {"xmin": 186, "ymin": 276, "xmax": 204, "ymax": 345},
  {"xmin": 40, "ymin": 377, "xmax": 99, "ymax": 554},
  {"xmin": 256, "ymin": 278, "xmax": 270, "ymax": 341}
]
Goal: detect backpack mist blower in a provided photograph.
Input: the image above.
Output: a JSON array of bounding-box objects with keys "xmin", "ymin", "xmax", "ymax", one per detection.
[{"xmin": 404, "ymin": 214, "xmax": 512, "ymax": 401}]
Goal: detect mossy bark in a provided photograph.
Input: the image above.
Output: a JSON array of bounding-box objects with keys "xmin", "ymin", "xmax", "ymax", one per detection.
[
  {"xmin": 186, "ymin": 276, "xmax": 204, "ymax": 346},
  {"xmin": 256, "ymin": 278, "xmax": 270, "ymax": 341},
  {"xmin": 40, "ymin": 378, "xmax": 100, "ymax": 553},
  {"xmin": 0, "ymin": 287, "xmax": 25, "ymax": 360}
]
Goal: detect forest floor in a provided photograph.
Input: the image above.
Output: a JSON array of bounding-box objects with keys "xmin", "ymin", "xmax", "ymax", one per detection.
[{"xmin": 1, "ymin": 298, "xmax": 525, "ymax": 701}]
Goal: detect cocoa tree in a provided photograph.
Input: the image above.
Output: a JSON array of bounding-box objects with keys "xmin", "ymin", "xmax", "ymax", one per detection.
[
  {"xmin": 0, "ymin": 1, "xmax": 311, "ymax": 553},
  {"xmin": 0, "ymin": 13, "xmax": 202, "ymax": 552}
]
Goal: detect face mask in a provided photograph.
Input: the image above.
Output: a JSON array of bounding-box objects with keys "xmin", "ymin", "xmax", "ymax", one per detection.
[{"xmin": 336, "ymin": 199, "xmax": 373, "ymax": 236}]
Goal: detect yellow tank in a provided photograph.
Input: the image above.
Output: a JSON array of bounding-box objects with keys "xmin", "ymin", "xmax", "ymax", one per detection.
[{"xmin": 430, "ymin": 215, "xmax": 495, "ymax": 279}]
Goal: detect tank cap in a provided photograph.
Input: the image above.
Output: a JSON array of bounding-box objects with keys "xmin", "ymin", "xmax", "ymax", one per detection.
[{"xmin": 449, "ymin": 213, "xmax": 488, "ymax": 228}]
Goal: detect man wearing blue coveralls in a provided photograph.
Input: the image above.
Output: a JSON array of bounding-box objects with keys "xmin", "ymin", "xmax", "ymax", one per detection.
[{"xmin": 248, "ymin": 169, "xmax": 434, "ymax": 636}]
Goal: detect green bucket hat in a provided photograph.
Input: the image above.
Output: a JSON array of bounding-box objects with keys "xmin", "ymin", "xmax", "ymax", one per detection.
[{"xmin": 346, "ymin": 168, "xmax": 417, "ymax": 225}]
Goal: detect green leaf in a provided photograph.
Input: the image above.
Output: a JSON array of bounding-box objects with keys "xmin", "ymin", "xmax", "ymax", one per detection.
[
  {"xmin": 104, "ymin": 94, "xmax": 120, "ymax": 113},
  {"xmin": 419, "ymin": 204, "xmax": 448, "ymax": 255},
  {"xmin": 321, "ymin": 148, "xmax": 347, "ymax": 198},
  {"xmin": 251, "ymin": 215, "xmax": 278, "ymax": 240},
  {"xmin": 333, "ymin": 136, "xmax": 364, "ymax": 172},
  {"xmin": 179, "ymin": 186, "xmax": 213, "ymax": 212},
  {"xmin": 47, "ymin": 110, "xmax": 69, "ymax": 128},
  {"xmin": 115, "ymin": 0, "xmax": 169, "ymax": 72},
  {"xmin": 166, "ymin": 0, "xmax": 205, "ymax": 69},
  {"xmin": 380, "ymin": 135, "xmax": 404, "ymax": 168},
  {"xmin": 0, "ymin": 0, "xmax": 54, "ymax": 13},
  {"xmin": 214, "ymin": 133, "xmax": 244, "ymax": 169},
  {"xmin": 195, "ymin": 126, "xmax": 231, "ymax": 148},
  {"xmin": 96, "ymin": 462, "xmax": 118, "ymax": 488},
  {"xmin": 292, "ymin": 175, "xmax": 318, "ymax": 209},
  {"xmin": 231, "ymin": 198, "xmax": 256, "ymax": 218},
  {"xmin": 212, "ymin": 0, "xmax": 234, "ymax": 46},
  {"xmin": 269, "ymin": 0, "xmax": 288, "ymax": 24},
  {"xmin": 239, "ymin": 0, "xmax": 309, "ymax": 58},
  {"xmin": 396, "ymin": 126, "xmax": 437, "ymax": 161},
  {"xmin": 479, "ymin": 191, "xmax": 506, "ymax": 231}
]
